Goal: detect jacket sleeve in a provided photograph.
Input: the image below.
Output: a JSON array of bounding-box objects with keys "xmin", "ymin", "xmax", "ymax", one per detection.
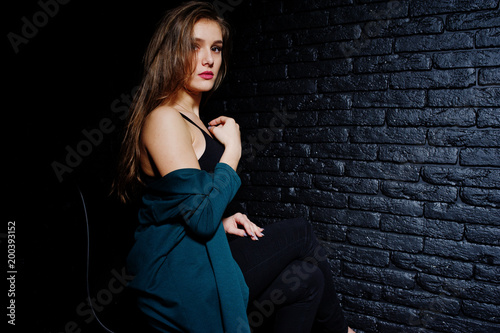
[{"xmin": 140, "ymin": 163, "xmax": 241, "ymax": 239}]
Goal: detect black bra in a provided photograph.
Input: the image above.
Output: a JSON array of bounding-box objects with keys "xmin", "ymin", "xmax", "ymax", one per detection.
[{"xmin": 178, "ymin": 113, "xmax": 225, "ymax": 173}]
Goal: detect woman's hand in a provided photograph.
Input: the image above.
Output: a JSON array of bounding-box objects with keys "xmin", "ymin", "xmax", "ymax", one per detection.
[
  {"xmin": 222, "ymin": 213, "xmax": 264, "ymax": 241},
  {"xmin": 208, "ymin": 116, "xmax": 242, "ymax": 171},
  {"xmin": 208, "ymin": 116, "xmax": 241, "ymax": 147}
]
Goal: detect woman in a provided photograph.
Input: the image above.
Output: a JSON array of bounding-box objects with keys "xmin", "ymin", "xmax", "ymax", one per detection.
[{"xmin": 114, "ymin": 2, "xmax": 355, "ymax": 332}]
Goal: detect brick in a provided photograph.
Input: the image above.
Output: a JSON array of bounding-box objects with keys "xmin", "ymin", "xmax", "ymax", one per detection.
[
  {"xmin": 310, "ymin": 207, "xmax": 380, "ymax": 228},
  {"xmin": 256, "ymin": 32, "xmax": 294, "ymax": 50},
  {"xmin": 318, "ymin": 109, "xmax": 386, "ymax": 126},
  {"xmin": 287, "ymin": 59, "xmax": 352, "ymax": 78},
  {"xmin": 335, "ymin": 277, "xmax": 384, "ymax": 300},
  {"xmin": 311, "ymin": 143, "xmax": 378, "ymax": 160},
  {"xmin": 230, "ymin": 64, "xmax": 287, "ymax": 83},
  {"xmin": 381, "ymin": 214, "xmax": 464, "ymax": 240},
  {"xmin": 225, "ymin": 96, "xmax": 281, "ymax": 113},
  {"xmin": 353, "ymin": 90, "xmax": 426, "ymax": 108},
  {"xmin": 353, "ymin": 54, "xmax": 432, "ymax": 73},
  {"xmin": 425, "ymin": 202, "xmax": 500, "ymax": 225},
  {"xmin": 433, "ymin": 49, "xmax": 500, "ymax": 68},
  {"xmin": 376, "ymin": 321, "xmax": 438, "ymax": 333},
  {"xmin": 350, "ymin": 196, "xmax": 424, "ymax": 217},
  {"xmin": 421, "ymin": 311, "xmax": 500, "ymax": 333},
  {"xmin": 240, "ymin": 157, "xmax": 279, "ymax": 171},
  {"xmin": 382, "ymin": 286, "xmax": 461, "ymax": 315},
  {"xmin": 295, "ymin": 25, "xmax": 361, "ymax": 45},
  {"xmin": 379, "ymin": 145, "xmax": 459, "ymax": 164},
  {"xmin": 242, "ymin": 0, "xmax": 282, "ymax": 17},
  {"xmin": 476, "ymin": 263, "xmax": 500, "ymax": 283},
  {"xmin": 282, "ymin": 0, "xmax": 353, "ymax": 12},
  {"xmin": 259, "ymin": 47, "xmax": 318, "ymax": 65},
  {"xmin": 386, "ymin": 108, "xmax": 476, "ymax": 127},
  {"xmin": 460, "ymin": 147, "xmax": 500, "ymax": 167},
  {"xmin": 314, "ymin": 175, "xmax": 379, "ymax": 194},
  {"xmin": 236, "ymin": 186, "xmax": 280, "ymax": 202},
  {"xmin": 343, "ymin": 263, "xmax": 416, "ymax": 289},
  {"xmin": 343, "ymin": 296, "xmax": 421, "ymax": 324},
  {"xmin": 428, "ymin": 129, "xmax": 500, "ymax": 147},
  {"xmin": 350, "ymin": 127, "xmax": 426, "ymax": 145},
  {"xmin": 417, "ymin": 273, "xmax": 500, "ymax": 305},
  {"xmin": 410, "ymin": 0, "xmax": 498, "ymax": 16},
  {"xmin": 284, "ymin": 93, "xmax": 352, "ymax": 111},
  {"xmin": 246, "ymin": 201, "xmax": 309, "ymax": 219},
  {"xmin": 381, "ymin": 181, "xmax": 457, "ymax": 203},
  {"xmin": 391, "ymin": 68, "xmax": 475, "ymax": 89},
  {"xmin": 461, "ymin": 187, "xmax": 500, "ymax": 208},
  {"xmin": 428, "ymin": 88, "xmax": 500, "ymax": 107},
  {"xmin": 347, "ymin": 227, "xmax": 424, "ymax": 253},
  {"xmin": 327, "ymin": 258, "xmax": 341, "ymax": 277},
  {"xmin": 395, "ymin": 32, "xmax": 474, "ymax": 52},
  {"xmin": 466, "ymin": 224, "xmax": 500, "ymax": 245},
  {"xmin": 321, "ymin": 38, "xmax": 393, "ymax": 59},
  {"xmin": 351, "ymin": 127, "xmax": 426, "ymax": 145},
  {"xmin": 479, "ymin": 67, "xmax": 500, "ymax": 85},
  {"xmin": 256, "ymin": 79, "xmax": 317, "ymax": 95},
  {"xmin": 462, "ymin": 300, "xmax": 500, "ymax": 323},
  {"xmin": 330, "ymin": 2, "xmax": 409, "ymax": 24},
  {"xmin": 258, "ymin": 109, "xmax": 311, "ymax": 128},
  {"xmin": 251, "ymin": 171, "xmax": 312, "ymax": 188},
  {"xmin": 234, "ymin": 112, "xmax": 260, "ymax": 129},
  {"xmin": 263, "ymin": 10, "xmax": 329, "ymax": 32},
  {"xmin": 392, "ymin": 252, "xmax": 473, "ymax": 279},
  {"xmin": 343, "ymin": 312, "xmax": 378, "ymax": 333},
  {"xmin": 283, "ymin": 127, "xmax": 348, "ymax": 143},
  {"xmin": 318, "ymin": 74, "xmax": 388, "ymax": 92},
  {"xmin": 311, "ymin": 222, "xmax": 347, "ymax": 242},
  {"xmin": 364, "ymin": 17, "xmax": 444, "ymax": 38},
  {"xmin": 280, "ymin": 157, "xmax": 345, "ymax": 176},
  {"xmin": 282, "ymin": 188, "xmax": 348, "ymax": 208},
  {"xmin": 477, "ymin": 27, "xmax": 500, "ymax": 48},
  {"xmin": 345, "ymin": 161, "xmax": 421, "ymax": 182},
  {"xmin": 222, "ymin": 81, "xmax": 256, "ymax": 97},
  {"xmin": 260, "ymin": 142, "xmax": 310, "ymax": 158},
  {"xmin": 424, "ymin": 238, "xmax": 500, "ymax": 264},
  {"xmin": 324, "ymin": 243, "xmax": 390, "ymax": 267},
  {"xmin": 422, "ymin": 166, "xmax": 500, "ymax": 188},
  {"xmin": 448, "ymin": 9, "xmax": 500, "ymax": 31}
]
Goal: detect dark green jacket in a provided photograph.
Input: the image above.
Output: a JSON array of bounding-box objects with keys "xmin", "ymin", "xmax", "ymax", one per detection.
[{"xmin": 127, "ymin": 163, "xmax": 250, "ymax": 332}]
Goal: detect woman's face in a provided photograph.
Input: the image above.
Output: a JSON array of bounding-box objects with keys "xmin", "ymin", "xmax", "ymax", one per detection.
[{"xmin": 186, "ymin": 19, "xmax": 223, "ymax": 93}]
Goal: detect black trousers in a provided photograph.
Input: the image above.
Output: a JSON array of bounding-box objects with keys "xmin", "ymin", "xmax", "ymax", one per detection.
[{"xmin": 229, "ymin": 218, "xmax": 348, "ymax": 333}]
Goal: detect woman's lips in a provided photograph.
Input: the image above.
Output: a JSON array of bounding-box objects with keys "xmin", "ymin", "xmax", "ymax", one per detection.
[{"xmin": 199, "ymin": 71, "xmax": 214, "ymax": 79}]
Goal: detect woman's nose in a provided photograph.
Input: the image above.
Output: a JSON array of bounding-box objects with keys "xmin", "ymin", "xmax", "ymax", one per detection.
[{"xmin": 201, "ymin": 48, "xmax": 214, "ymax": 66}]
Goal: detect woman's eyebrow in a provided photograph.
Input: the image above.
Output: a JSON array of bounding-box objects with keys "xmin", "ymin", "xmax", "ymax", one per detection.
[{"xmin": 194, "ymin": 37, "xmax": 223, "ymax": 44}]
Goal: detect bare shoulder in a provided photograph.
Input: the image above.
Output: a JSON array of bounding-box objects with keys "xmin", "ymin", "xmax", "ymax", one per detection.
[
  {"xmin": 141, "ymin": 105, "xmax": 199, "ymax": 175},
  {"xmin": 144, "ymin": 105, "xmax": 187, "ymax": 131},
  {"xmin": 142, "ymin": 106, "xmax": 191, "ymax": 142}
]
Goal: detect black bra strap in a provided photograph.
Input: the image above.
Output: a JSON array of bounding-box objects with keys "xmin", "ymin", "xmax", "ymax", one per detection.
[{"xmin": 179, "ymin": 113, "xmax": 212, "ymax": 138}]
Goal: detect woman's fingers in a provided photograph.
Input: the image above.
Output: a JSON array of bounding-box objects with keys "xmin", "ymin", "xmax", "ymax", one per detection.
[
  {"xmin": 208, "ymin": 116, "xmax": 232, "ymax": 127},
  {"xmin": 207, "ymin": 116, "xmax": 239, "ymax": 142},
  {"xmin": 235, "ymin": 213, "xmax": 264, "ymax": 241}
]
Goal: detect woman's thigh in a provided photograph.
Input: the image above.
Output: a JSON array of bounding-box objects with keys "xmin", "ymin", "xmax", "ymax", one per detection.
[{"xmin": 229, "ymin": 217, "xmax": 318, "ymax": 301}]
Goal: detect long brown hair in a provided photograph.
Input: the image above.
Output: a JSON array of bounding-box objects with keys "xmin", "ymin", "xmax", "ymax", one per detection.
[{"xmin": 113, "ymin": 1, "xmax": 231, "ymax": 203}]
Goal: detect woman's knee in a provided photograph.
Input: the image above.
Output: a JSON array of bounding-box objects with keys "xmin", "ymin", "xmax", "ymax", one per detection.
[{"xmin": 282, "ymin": 261, "xmax": 325, "ymax": 302}]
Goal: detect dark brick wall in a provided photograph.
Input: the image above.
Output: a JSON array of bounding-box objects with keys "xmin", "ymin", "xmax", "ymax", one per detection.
[{"xmin": 207, "ymin": 0, "xmax": 500, "ymax": 332}]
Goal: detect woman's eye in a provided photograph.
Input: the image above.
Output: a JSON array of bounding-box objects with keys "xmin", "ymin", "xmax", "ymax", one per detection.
[
  {"xmin": 192, "ymin": 44, "xmax": 200, "ymax": 51},
  {"xmin": 211, "ymin": 46, "xmax": 222, "ymax": 53}
]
